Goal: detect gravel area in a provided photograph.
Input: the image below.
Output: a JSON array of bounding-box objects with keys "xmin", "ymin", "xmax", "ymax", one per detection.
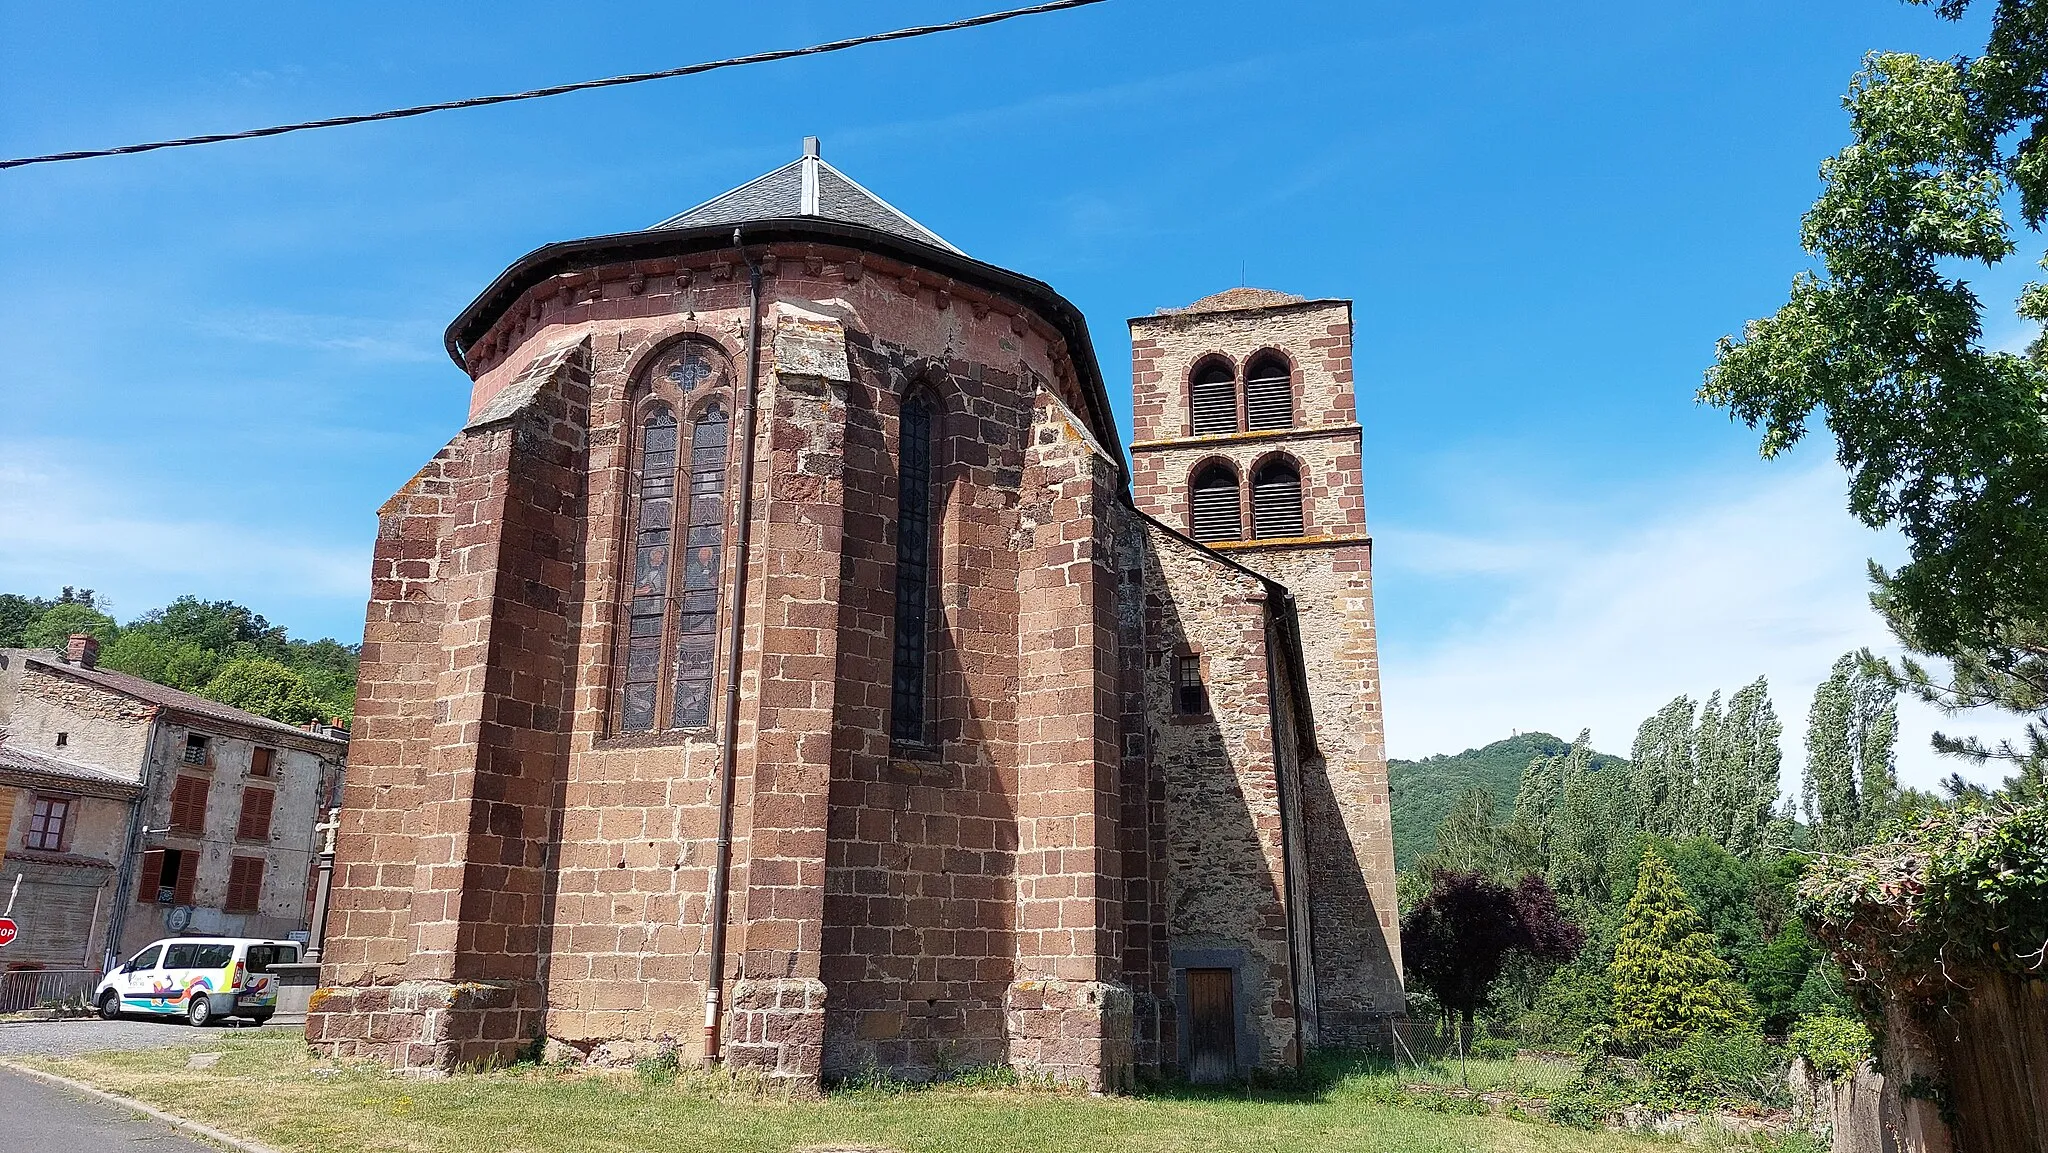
[{"xmin": 0, "ymin": 1016, "xmax": 286, "ymax": 1058}]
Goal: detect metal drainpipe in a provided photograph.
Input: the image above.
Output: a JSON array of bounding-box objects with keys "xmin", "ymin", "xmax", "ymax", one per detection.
[
  {"xmin": 100, "ymin": 706, "xmax": 163, "ymax": 972},
  {"xmin": 702, "ymin": 230, "xmax": 765, "ymax": 1064}
]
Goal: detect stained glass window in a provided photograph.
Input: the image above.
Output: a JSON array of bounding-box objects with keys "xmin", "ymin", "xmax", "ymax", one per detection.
[
  {"xmin": 890, "ymin": 396, "xmax": 934, "ymax": 745},
  {"xmin": 614, "ymin": 340, "xmax": 734, "ymax": 736},
  {"xmin": 671, "ymin": 405, "xmax": 729, "ymax": 728},
  {"xmin": 621, "ymin": 404, "xmax": 678, "ymax": 733}
]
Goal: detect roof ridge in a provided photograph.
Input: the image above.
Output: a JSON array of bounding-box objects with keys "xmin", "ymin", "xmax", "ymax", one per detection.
[
  {"xmin": 645, "ymin": 140, "xmax": 961, "ymax": 255},
  {"xmin": 812, "ymin": 157, "xmax": 960, "ymax": 254}
]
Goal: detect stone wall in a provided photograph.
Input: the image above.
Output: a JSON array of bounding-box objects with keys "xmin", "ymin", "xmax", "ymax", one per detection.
[
  {"xmin": 1141, "ymin": 524, "xmax": 1306, "ymax": 1070},
  {"xmin": 1126, "ymin": 294, "xmax": 1403, "ymax": 1048}
]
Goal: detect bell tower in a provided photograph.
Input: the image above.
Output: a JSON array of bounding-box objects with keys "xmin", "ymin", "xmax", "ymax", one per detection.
[{"xmin": 1128, "ymin": 288, "xmax": 1403, "ymax": 1045}]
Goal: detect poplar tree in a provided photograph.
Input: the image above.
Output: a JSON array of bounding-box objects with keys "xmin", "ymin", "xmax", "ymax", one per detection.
[
  {"xmin": 1610, "ymin": 851, "xmax": 1753, "ymax": 1049},
  {"xmin": 1804, "ymin": 653, "xmax": 1900, "ymax": 852},
  {"xmin": 1630, "ymin": 698, "xmax": 1697, "ymax": 840},
  {"xmin": 1722, "ymin": 678, "xmax": 1785, "ymax": 859}
]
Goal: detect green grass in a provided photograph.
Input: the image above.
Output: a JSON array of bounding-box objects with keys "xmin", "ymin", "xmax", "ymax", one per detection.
[{"xmin": 20, "ymin": 1033, "xmax": 1795, "ymax": 1153}]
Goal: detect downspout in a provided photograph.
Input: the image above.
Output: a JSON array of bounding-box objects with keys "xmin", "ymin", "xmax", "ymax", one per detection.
[
  {"xmin": 100, "ymin": 705, "xmax": 163, "ymax": 972},
  {"xmin": 703, "ymin": 230, "xmax": 765, "ymax": 1063}
]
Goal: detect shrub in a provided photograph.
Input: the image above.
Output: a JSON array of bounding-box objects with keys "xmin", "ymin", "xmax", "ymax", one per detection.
[
  {"xmin": 1545, "ymin": 1078, "xmax": 1618, "ymax": 1130},
  {"xmin": 1790, "ymin": 1014, "xmax": 1873, "ymax": 1080},
  {"xmin": 1642, "ymin": 1028, "xmax": 1787, "ymax": 1106},
  {"xmin": 1471, "ymin": 1037, "xmax": 1517, "ymax": 1061}
]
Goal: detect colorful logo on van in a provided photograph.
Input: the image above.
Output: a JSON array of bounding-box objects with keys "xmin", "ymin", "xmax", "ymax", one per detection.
[{"xmin": 128, "ymin": 974, "xmax": 213, "ymax": 1010}]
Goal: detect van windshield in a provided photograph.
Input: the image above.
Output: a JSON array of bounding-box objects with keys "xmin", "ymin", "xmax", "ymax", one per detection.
[{"xmin": 245, "ymin": 945, "xmax": 297, "ymax": 973}]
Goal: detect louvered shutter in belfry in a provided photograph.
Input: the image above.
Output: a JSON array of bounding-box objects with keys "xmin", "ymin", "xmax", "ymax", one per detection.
[
  {"xmin": 1190, "ymin": 469, "xmax": 1242, "ymax": 543},
  {"xmin": 1189, "ymin": 367, "xmax": 1238, "ymax": 435},
  {"xmin": 1252, "ymin": 463, "xmax": 1304, "ymax": 539},
  {"xmin": 1244, "ymin": 358, "xmax": 1292, "ymax": 431}
]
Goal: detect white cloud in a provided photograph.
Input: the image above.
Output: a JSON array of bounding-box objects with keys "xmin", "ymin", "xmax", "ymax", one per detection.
[
  {"xmin": 193, "ymin": 308, "xmax": 441, "ymax": 364},
  {"xmin": 1376, "ymin": 460, "xmax": 2034, "ymax": 794},
  {"xmin": 0, "ymin": 444, "xmax": 369, "ymax": 625}
]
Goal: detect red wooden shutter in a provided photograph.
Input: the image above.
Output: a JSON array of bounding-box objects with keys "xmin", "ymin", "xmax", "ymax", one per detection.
[
  {"xmin": 170, "ymin": 776, "xmax": 207, "ymax": 835},
  {"xmin": 236, "ymin": 789, "xmax": 274, "ymax": 842},
  {"xmin": 172, "ymin": 851, "xmax": 197, "ymax": 905},
  {"xmin": 138, "ymin": 849, "xmax": 165, "ymax": 904},
  {"xmin": 226, "ymin": 857, "xmax": 264, "ymax": 913},
  {"xmin": 250, "ymin": 747, "xmax": 274, "ymax": 778}
]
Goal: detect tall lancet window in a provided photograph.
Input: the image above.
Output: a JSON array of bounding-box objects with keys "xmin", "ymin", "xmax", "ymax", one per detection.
[
  {"xmin": 673, "ymin": 405, "xmax": 729, "ymax": 728},
  {"xmin": 621, "ymin": 406, "xmax": 678, "ymax": 732},
  {"xmin": 890, "ymin": 395, "xmax": 935, "ymax": 745},
  {"xmin": 615, "ymin": 340, "xmax": 733, "ymax": 735}
]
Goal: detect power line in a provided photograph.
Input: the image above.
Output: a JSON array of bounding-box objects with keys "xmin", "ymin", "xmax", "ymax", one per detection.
[{"xmin": 1, "ymin": 0, "xmax": 1112, "ymax": 171}]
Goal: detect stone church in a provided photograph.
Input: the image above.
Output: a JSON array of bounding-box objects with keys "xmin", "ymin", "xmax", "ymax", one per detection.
[{"xmin": 308, "ymin": 140, "xmax": 1401, "ymax": 1089}]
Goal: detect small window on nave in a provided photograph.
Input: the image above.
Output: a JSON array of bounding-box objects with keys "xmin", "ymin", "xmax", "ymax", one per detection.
[
  {"xmin": 1251, "ymin": 458, "xmax": 1305, "ymax": 540},
  {"xmin": 1190, "ymin": 462, "xmax": 1242, "ymax": 543},
  {"xmin": 890, "ymin": 394, "xmax": 936, "ymax": 746},
  {"xmin": 1189, "ymin": 360, "xmax": 1238, "ymax": 436},
  {"xmin": 614, "ymin": 340, "xmax": 735, "ymax": 736},
  {"xmin": 1244, "ymin": 352, "xmax": 1292, "ymax": 431}
]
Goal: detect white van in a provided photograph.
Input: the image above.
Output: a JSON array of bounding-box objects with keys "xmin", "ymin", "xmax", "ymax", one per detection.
[{"xmin": 95, "ymin": 936, "xmax": 301, "ymax": 1026}]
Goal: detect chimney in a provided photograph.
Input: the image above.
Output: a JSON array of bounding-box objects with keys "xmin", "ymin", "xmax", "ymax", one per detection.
[{"xmin": 67, "ymin": 633, "xmax": 100, "ymax": 669}]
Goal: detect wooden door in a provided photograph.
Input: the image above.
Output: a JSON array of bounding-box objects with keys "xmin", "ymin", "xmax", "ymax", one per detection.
[{"xmin": 1187, "ymin": 968, "xmax": 1237, "ymax": 1083}]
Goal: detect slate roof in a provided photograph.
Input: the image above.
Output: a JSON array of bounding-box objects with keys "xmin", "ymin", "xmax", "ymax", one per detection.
[
  {"xmin": 648, "ymin": 139, "xmax": 963, "ymax": 255},
  {"xmin": 0, "ymin": 741, "xmax": 143, "ymax": 798},
  {"xmin": 19, "ymin": 652, "xmax": 347, "ymax": 746}
]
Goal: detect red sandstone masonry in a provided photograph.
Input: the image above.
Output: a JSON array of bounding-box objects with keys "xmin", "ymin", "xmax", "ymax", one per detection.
[
  {"xmin": 1007, "ymin": 385, "xmax": 1133, "ymax": 1092},
  {"xmin": 311, "ymin": 339, "xmax": 593, "ymax": 1068}
]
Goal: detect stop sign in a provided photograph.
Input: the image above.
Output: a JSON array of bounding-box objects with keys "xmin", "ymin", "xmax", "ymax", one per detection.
[{"xmin": 0, "ymin": 918, "xmax": 16, "ymax": 948}]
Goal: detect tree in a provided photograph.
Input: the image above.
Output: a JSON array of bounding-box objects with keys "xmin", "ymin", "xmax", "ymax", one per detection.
[
  {"xmin": 1805, "ymin": 653, "xmax": 1900, "ymax": 852},
  {"xmin": 1720, "ymin": 678, "xmax": 1786, "ymax": 859},
  {"xmin": 0, "ymin": 593, "xmax": 53, "ymax": 648},
  {"xmin": 1630, "ymin": 698, "xmax": 1696, "ymax": 840},
  {"xmin": 1702, "ymin": 1, "xmax": 2048, "ymax": 780},
  {"xmin": 1401, "ymin": 870, "xmax": 1583, "ymax": 1041},
  {"xmin": 21, "ymin": 603, "xmax": 118, "ymax": 649},
  {"xmin": 1413, "ymin": 786, "xmax": 1542, "ymax": 882},
  {"xmin": 1610, "ymin": 851, "xmax": 1753, "ymax": 1049},
  {"xmin": 1518, "ymin": 730, "xmax": 1636, "ymax": 904},
  {"xmin": 201, "ymin": 658, "xmax": 326, "ymax": 726}
]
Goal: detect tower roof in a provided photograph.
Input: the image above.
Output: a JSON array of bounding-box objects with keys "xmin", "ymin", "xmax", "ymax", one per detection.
[
  {"xmin": 1163, "ymin": 287, "xmax": 1307, "ymax": 315},
  {"xmin": 648, "ymin": 137, "xmax": 962, "ymax": 255}
]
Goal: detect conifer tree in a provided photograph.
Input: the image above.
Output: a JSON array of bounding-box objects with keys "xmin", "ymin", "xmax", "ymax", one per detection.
[
  {"xmin": 1804, "ymin": 653, "xmax": 1900, "ymax": 851},
  {"xmin": 1610, "ymin": 851, "xmax": 1753, "ymax": 1048}
]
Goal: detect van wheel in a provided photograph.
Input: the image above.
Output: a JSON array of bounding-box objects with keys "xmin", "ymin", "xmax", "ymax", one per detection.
[
  {"xmin": 98, "ymin": 991, "xmax": 122, "ymax": 1021},
  {"xmin": 186, "ymin": 993, "xmax": 214, "ymax": 1027}
]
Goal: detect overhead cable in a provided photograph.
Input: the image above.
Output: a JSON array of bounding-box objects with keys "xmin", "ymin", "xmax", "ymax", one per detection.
[{"xmin": 0, "ymin": 0, "xmax": 1111, "ymax": 171}]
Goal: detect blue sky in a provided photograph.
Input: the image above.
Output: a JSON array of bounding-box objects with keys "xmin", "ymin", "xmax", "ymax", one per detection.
[{"xmin": 0, "ymin": 1, "xmax": 2029, "ymax": 783}]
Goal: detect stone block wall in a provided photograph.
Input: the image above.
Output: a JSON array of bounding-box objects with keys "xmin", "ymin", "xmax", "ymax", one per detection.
[
  {"xmin": 1140, "ymin": 524, "xmax": 1307, "ymax": 1070},
  {"xmin": 819, "ymin": 333, "xmax": 1029, "ymax": 1082},
  {"xmin": 1127, "ymin": 293, "xmax": 1404, "ymax": 1051},
  {"xmin": 1232, "ymin": 542, "xmax": 1403, "ymax": 1041},
  {"xmin": 311, "ymin": 338, "xmax": 593, "ymax": 1068}
]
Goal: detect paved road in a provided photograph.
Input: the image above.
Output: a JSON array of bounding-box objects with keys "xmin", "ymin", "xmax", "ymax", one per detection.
[
  {"xmin": 0, "ymin": 1066, "xmax": 224, "ymax": 1152},
  {"xmin": 0, "ymin": 1015, "xmax": 282, "ymax": 1057}
]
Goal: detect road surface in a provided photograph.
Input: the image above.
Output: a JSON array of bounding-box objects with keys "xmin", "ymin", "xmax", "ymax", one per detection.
[{"xmin": 0, "ymin": 1065, "xmax": 225, "ymax": 1153}]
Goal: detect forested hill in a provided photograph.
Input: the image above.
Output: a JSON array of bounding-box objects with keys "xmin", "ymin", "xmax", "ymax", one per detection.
[
  {"xmin": 1390, "ymin": 732, "xmax": 1626, "ymax": 873},
  {"xmin": 0, "ymin": 588, "xmax": 357, "ymax": 728}
]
